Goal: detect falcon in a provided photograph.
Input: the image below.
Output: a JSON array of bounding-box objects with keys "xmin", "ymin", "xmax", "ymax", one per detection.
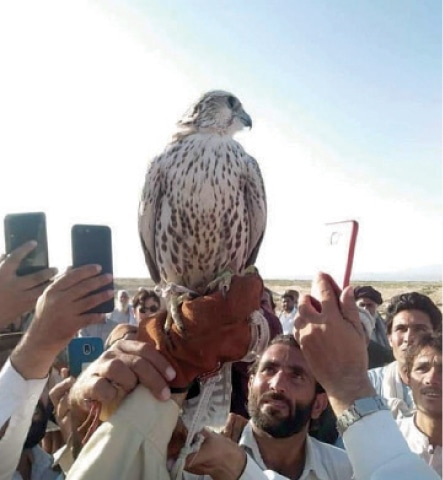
[{"xmin": 138, "ymin": 90, "xmax": 267, "ymax": 329}]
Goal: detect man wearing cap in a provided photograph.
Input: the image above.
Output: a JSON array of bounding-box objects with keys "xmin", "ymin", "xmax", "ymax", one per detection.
[
  {"xmin": 354, "ymin": 285, "xmax": 390, "ymax": 349},
  {"xmin": 278, "ymin": 289, "xmax": 299, "ymax": 335}
]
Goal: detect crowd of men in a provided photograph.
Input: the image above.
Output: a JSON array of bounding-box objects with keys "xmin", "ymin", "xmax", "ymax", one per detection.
[{"xmin": 0, "ymin": 241, "xmax": 441, "ymax": 479}]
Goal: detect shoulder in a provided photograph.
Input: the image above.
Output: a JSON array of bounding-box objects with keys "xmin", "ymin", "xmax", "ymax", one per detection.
[{"xmin": 368, "ymin": 365, "xmax": 386, "ymax": 383}]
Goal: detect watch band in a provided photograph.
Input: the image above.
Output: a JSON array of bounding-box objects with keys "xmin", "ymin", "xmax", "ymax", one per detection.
[{"xmin": 336, "ymin": 395, "xmax": 389, "ymax": 436}]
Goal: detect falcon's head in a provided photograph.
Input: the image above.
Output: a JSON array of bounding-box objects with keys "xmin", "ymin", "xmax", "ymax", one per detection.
[{"xmin": 175, "ymin": 90, "xmax": 252, "ymax": 139}]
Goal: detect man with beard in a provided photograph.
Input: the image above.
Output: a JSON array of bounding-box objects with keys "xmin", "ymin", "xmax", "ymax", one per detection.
[
  {"xmin": 185, "ymin": 334, "xmax": 352, "ymax": 479},
  {"xmin": 64, "ymin": 334, "xmax": 352, "ymax": 479}
]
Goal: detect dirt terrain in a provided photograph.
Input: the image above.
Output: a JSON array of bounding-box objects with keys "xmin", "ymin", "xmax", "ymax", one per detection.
[{"xmin": 115, "ymin": 278, "xmax": 442, "ymax": 314}]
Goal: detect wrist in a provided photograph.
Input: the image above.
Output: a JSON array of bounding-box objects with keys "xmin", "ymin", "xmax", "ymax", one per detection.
[
  {"xmin": 327, "ymin": 379, "xmax": 376, "ymax": 417},
  {"xmin": 10, "ymin": 337, "xmax": 57, "ymax": 380}
]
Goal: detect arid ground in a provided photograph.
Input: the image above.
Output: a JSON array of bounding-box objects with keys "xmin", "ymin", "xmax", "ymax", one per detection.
[{"xmin": 115, "ymin": 278, "xmax": 442, "ymax": 315}]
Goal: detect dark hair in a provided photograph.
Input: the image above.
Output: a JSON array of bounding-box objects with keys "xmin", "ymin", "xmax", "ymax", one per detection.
[
  {"xmin": 405, "ymin": 331, "xmax": 442, "ymax": 376},
  {"xmin": 354, "ymin": 285, "xmax": 383, "ymax": 305},
  {"xmin": 385, "ymin": 292, "xmax": 442, "ymax": 334},
  {"xmin": 262, "ymin": 287, "xmax": 276, "ymax": 312},
  {"xmin": 248, "ymin": 334, "xmax": 324, "ymax": 393},
  {"xmin": 132, "ymin": 288, "xmax": 161, "ymax": 310}
]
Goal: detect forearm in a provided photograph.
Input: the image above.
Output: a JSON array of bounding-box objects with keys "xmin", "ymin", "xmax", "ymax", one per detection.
[
  {"xmin": 0, "ymin": 359, "xmax": 47, "ymax": 428},
  {"xmin": 0, "ymin": 360, "xmax": 47, "ymax": 480},
  {"xmin": 343, "ymin": 409, "xmax": 440, "ymax": 480}
]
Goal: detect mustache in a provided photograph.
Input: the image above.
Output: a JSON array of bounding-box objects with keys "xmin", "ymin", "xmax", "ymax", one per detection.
[
  {"xmin": 260, "ymin": 391, "xmax": 292, "ymax": 408},
  {"xmin": 420, "ymin": 387, "xmax": 442, "ymax": 395}
]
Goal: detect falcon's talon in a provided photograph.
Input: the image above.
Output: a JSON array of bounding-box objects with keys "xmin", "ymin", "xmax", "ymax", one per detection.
[{"xmin": 205, "ymin": 269, "xmax": 234, "ymax": 296}]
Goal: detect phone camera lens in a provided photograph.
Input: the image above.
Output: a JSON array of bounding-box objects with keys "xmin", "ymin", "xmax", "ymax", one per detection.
[{"xmin": 83, "ymin": 344, "xmax": 92, "ymax": 355}]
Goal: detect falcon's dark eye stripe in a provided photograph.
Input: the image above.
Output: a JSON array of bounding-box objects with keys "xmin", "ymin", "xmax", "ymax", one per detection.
[{"xmin": 227, "ymin": 96, "xmax": 236, "ymax": 108}]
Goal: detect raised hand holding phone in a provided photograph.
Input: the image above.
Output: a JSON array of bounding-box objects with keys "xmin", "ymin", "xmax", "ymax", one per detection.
[
  {"xmin": 0, "ymin": 212, "xmax": 58, "ymax": 326},
  {"xmin": 71, "ymin": 224, "xmax": 115, "ymax": 314},
  {"xmin": 4, "ymin": 212, "xmax": 49, "ymax": 276}
]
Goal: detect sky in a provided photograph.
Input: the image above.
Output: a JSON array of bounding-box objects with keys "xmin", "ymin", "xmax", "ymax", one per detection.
[{"xmin": 0, "ymin": 0, "xmax": 441, "ymax": 281}]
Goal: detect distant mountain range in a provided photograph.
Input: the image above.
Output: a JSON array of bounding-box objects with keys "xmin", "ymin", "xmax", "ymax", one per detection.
[
  {"xmin": 287, "ymin": 264, "xmax": 442, "ymax": 282},
  {"xmin": 353, "ymin": 264, "xmax": 442, "ymax": 282}
]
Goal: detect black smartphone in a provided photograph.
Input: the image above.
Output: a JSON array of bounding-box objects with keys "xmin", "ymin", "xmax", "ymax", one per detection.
[
  {"xmin": 4, "ymin": 212, "xmax": 49, "ymax": 276},
  {"xmin": 71, "ymin": 224, "xmax": 114, "ymax": 314}
]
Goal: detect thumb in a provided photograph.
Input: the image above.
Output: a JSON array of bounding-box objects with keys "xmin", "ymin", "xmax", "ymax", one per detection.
[{"xmin": 340, "ymin": 286, "xmax": 364, "ymax": 333}]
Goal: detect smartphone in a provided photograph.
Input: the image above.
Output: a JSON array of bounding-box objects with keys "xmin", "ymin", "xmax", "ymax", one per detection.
[
  {"xmin": 71, "ymin": 224, "xmax": 114, "ymax": 314},
  {"xmin": 4, "ymin": 212, "xmax": 49, "ymax": 276},
  {"xmin": 68, "ymin": 337, "xmax": 104, "ymax": 377},
  {"xmin": 313, "ymin": 220, "xmax": 359, "ymax": 290}
]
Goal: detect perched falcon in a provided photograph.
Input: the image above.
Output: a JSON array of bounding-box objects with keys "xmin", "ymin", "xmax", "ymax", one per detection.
[{"xmin": 138, "ymin": 90, "xmax": 267, "ymax": 328}]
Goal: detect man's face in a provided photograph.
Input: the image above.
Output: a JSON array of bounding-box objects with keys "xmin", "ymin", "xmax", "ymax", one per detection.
[
  {"xmin": 408, "ymin": 346, "xmax": 442, "ymax": 418},
  {"xmin": 356, "ymin": 297, "xmax": 378, "ymax": 318},
  {"xmin": 282, "ymin": 296, "xmax": 295, "ymax": 313},
  {"xmin": 389, "ymin": 310, "xmax": 433, "ymax": 364},
  {"xmin": 248, "ymin": 343, "xmax": 325, "ymax": 438},
  {"xmin": 118, "ymin": 292, "xmax": 129, "ymax": 309}
]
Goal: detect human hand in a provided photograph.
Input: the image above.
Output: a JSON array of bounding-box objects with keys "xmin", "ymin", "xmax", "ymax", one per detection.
[
  {"xmin": 185, "ymin": 428, "xmax": 247, "ymax": 480},
  {"xmin": 69, "ymin": 339, "xmax": 176, "ymax": 418},
  {"xmin": 49, "ymin": 368, "xmax": 75, "ymax": 444},
  {"xmin": 0, "ymin": 242, "xmax": 58, "ymax": 328},
  {"xmin": 294, "ymin": 273, "xmax": 375, "ymax": 415},
  {"xmin": 10, "ymin": 265, "xmax": 113, "ymax": 379}
]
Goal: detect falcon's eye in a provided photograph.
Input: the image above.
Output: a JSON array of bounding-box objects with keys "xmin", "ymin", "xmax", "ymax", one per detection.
[{"xmin": 227, "ymin": 96, "xmax": 237, "ymax": 109}]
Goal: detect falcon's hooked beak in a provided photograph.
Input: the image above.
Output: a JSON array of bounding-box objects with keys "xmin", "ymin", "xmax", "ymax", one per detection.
[{"xmin": 237, "ymin": 110, "xmax": 252, "ymax": 129}]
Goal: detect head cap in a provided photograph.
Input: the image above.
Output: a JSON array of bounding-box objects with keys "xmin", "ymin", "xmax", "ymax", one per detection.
[{"xmin": 354, "ymin": 286, "xmax": 383, "ymax": 305}]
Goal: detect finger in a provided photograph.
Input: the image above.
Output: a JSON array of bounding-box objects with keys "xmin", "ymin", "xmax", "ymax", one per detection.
[
  {"xmin": 50, "ymin": 377, "xmax": 76, "ymax": 408},
  {"xmin": 49, "ymin": 265, "xmax": 103, "ymax": 292},
  {"xmin": 73, "ymin": 288, "xmax": 114, "ymax": 315},
  {"xmin": 341, "ymin": 286, "xmax": 362, "ymax": 331},
  {"xmin": 92, "ymin": 354, "xmax": 139, "ymax": 394},
  {"xmin": 101, "ymin": 342, "xmax": 173, "ymax": 400},
  {"xmin": 112, "ymin": 340, "xmax": 176, "ymax": 382},
  {"xmin": 314, "ymin": 272, "xmax": 341, "ymax": 312},
  {"xmin": 71, "ymin": 374, "xmax": 121, "ymax": 409},
  {"xmin": 3, "ymin": 241, "xmax": 38, "ymax": 270},
  {"xmin": 21, "ymin": 268, "xmax": 59, "ymax": 290},
  {"xmin": 56, "ymin": 389, "xmax": 72, "ymax": 420},
  {"xmin": 296, "ymin": 293, "xmax": 322, "ymax": 324}
]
